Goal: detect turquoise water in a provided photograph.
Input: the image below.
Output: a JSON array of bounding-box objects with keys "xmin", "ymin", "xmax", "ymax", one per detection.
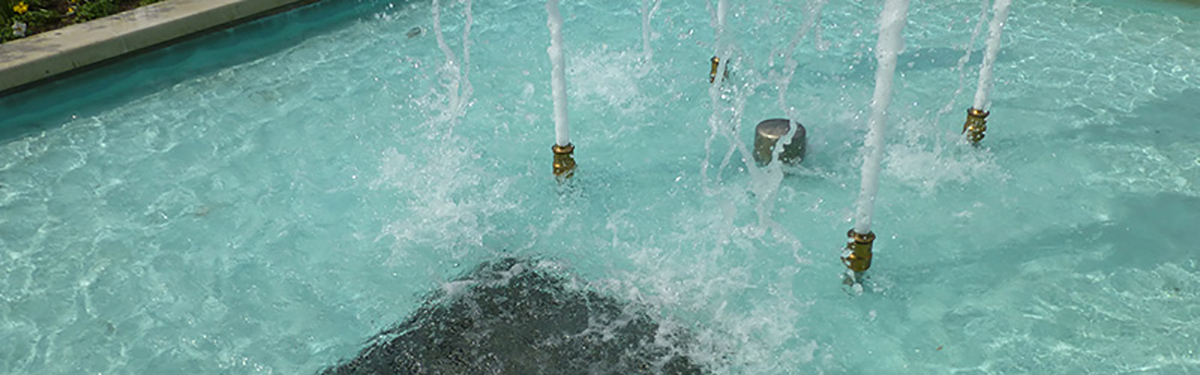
[{"xmin": 2, "ymin": 0, "xmax": 1199, "ymax": 373}]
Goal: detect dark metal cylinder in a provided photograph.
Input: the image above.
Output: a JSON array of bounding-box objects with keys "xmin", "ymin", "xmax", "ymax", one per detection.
[{"xmin": 753, "ymin": 118, "xmax": 807, "ymax": 166}]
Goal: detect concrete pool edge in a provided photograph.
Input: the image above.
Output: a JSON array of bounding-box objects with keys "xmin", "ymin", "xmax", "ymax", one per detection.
[{"xmin": 0, "ymin": 0, "xmax": 323, "ymax": 96}]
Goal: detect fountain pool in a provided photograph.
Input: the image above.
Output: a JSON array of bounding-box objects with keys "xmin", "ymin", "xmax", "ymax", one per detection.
[{"xmin": 1, "ymin": 0, "xmax": 1198, "ymax": 373}]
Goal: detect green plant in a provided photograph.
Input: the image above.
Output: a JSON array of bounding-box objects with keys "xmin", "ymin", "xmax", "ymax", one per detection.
[
  {"xmin": 3, "ymin": 0, "xmax": 20, "ymax": 20},
  {"xmin": 21, "ymin": 7, "xmax": 54, "ymax": 24},
  {"xmin": 2, "ymin": 0, "xmax": 170, "ymax": 43},
  {"xmin": 75, "ymin": 0, "xmax": 117, "ymax": 22},
  {"xmin": 1, "ymin": 20, "xmax": 13, "ymax": 43},
  {"xmin": 1, "ymin": 0, "xmax": 14, "ymax": 42}
]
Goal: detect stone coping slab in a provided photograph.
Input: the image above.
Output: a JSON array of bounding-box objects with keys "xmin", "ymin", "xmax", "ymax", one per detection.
[{"xmin": 0, "ymin": 0, "xmax": 318, "ymax": 95}]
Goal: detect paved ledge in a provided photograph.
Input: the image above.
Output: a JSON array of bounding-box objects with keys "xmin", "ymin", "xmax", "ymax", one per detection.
[{"xmin": 0, "ymin": 0, "xmax": 317, "ymax": 94}]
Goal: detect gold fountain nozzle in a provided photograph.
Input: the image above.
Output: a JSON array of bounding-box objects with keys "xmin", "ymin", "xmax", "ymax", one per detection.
[
  {"xmin": 842, "ymin": 229, "xmax": 876, "ymax": 274},
  {"xmin": 962, "ymin": 107, "xmax": 989, "ymax": 144},
  {"xmin": 552, "ymin": 143, "xmax": 576, "ymax": 180},
  {"xmin": 709, "ymin": 56, "xmax": 729, "ymax": 83},
  {"xmin": 710, "ymin": 56, "xmax": 720, "ymax": 83}
]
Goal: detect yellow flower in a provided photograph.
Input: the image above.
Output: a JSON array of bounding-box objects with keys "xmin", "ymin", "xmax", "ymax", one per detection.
[{"xmin": 14, "ymin": 1, "xmax": 28, "ymax": 15}]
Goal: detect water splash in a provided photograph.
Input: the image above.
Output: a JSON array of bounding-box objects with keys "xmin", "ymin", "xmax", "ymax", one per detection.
[
  {"xmin": 885, "ymin": 139, "xmax": 1008, "ymax": 195},
  {"xmin": 568, "ymin": 47, "xmax": 649, "ymax": 115},
  {"xmin": 698, "ymin": 0, "xmax": 808, "ymax": 251},
  {"xmin": 431, "ymin": 0, "xmax": 473, "ymax": 129},
  {"xmin": 774, "ymin": 0, "xmax": 827, "ymax": 121},
  {"xmin": 376, "ymin": 0, "xmax": 500, "ymax": 265},
  {"xmin": 641, "ymin": 0, "xmax": 663, "ymax": 62},
  {"xmin": 701, "ymin": 0, "xmax": 732, "ymax": 186}
]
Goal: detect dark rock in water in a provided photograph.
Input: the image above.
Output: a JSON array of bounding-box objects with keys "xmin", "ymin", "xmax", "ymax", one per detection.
[{"xmin": 320, "ymin": 258, "xmax": 707, "ymax": 375}]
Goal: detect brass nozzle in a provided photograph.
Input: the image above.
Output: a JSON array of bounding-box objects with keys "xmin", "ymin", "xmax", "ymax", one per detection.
[
  {"xmin": 962, "ymin": 107, "xmax": 989, "ymax": 144},
  {"xmin": 552, "ymin": 143, "xmax": 576, "ymax": 180},
  {"xmin": 842, "ymin": 229, "xmax": 875, "ymax": 273},
  {"xmin": 709, "ymin": 56, "xmax": 729, "ymax": 83}
]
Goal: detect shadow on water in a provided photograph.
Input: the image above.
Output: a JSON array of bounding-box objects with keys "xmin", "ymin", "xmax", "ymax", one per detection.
[
  {"xmin": 1012, "ymin": 192, "xmax": 1196, "ymax": 273},
  {"xmin": 903, "ymin": 192, "xmax": 1200, "ymax": 287},
  {"xmin": 1053, "ymin": 88, "xmax": 1200, "ymax": 146},
  {"xmin": 1078, "ymin": 193, "xmax": 1200, "ymax": 271},
  {"xmin": 320, "ymin": 257, "xmax": 708, "ymax": 375},
  {"xmin": 0, "ymin": 0, "xmax": 392, "ymax": 142}
]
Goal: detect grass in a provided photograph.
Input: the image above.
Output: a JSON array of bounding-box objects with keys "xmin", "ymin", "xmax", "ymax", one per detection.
[{"xmin": 2, "ymin": 0, "xmax": 166, "ymax": 43}]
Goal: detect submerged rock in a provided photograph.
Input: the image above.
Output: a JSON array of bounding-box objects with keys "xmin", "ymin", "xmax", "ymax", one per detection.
[{"xmin": 320, "ymin": 258, "xmax": 706, "ymax": 375}]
